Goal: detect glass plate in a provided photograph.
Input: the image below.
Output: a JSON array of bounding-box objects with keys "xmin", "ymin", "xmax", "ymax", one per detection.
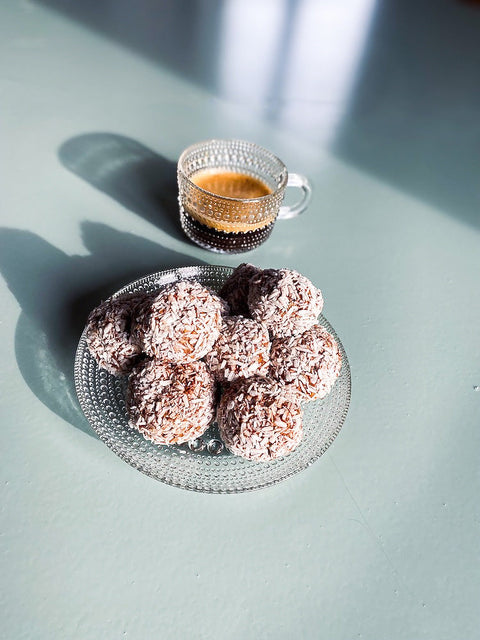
[{"xmin": 74, "ymin": 266, "xmax": 351, "ymax": 493}]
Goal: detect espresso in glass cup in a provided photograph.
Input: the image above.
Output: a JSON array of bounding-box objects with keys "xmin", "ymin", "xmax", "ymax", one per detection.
[{"xmin": 177, "ymin": 139, "xmax": 311, "ymax": 253}]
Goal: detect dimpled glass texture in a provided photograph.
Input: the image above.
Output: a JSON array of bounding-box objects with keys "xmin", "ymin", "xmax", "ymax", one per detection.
[
  {"xmin": 74, "ymin": 266, "xmax": 351, "ymax": 493},
  {"xmin": 178, "ymin": 139, "xmax": 288, "ymax": 253}
]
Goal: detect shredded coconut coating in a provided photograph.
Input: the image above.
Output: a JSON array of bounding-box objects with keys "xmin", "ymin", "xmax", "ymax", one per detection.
[
  {"xmin": 86, "ymin": 292, "xmax": 149, "ymax": 375},
  {"xmin": 204, "ymin": 316, "xmax": 271, "ymax": 383},
  {"xmin": 269, "ymin": 325, "xmax": 341, "ymax": 402},
  {"xmin": 248, "ymin": 268, "xmax": 324, "ymax": 339},
  {"xmin": 127, "ymin": 359, "xmax": 216, "ymax": 445},
  {"xmin": 217, "ymin": 377, "xmax": 303, "ymax": 461},
  {"xmin": 219, "ymin": 263, "xmax": 261, "ymax": 316},
  {"xmin": 133, "ymin": 280, "xmax": 227, "ymax": 363}
]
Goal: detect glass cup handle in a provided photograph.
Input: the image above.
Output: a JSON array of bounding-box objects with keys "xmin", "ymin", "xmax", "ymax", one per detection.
[{"xmin": 278, "ymin": 173, "xmax": 312, "ymax": 220}]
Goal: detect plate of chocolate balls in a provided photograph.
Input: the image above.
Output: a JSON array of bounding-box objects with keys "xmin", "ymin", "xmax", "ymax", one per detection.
[{"xmin": 74, "ymin": 264, "xmax": 351, "ymax": 493}]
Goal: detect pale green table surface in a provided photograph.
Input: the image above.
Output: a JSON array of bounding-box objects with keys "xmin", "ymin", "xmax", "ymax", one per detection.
[{"xmin": 1, "ymin": 1, "xmax": 479, "ymax": 638}]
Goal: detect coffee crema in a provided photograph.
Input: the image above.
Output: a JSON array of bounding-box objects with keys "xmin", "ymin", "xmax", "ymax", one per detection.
[{"xmin": 191, "ymin": 170, "xmax": 272, "ymax": 200}]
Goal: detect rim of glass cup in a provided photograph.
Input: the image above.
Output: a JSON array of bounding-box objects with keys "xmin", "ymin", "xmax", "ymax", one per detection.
[{"xmin": 177, "ymin": 138, "xmax": 289, "ymax": 203}]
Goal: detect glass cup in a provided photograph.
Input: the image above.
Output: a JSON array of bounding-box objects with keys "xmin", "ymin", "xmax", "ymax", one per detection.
[{"xmin": 177, "ymin": 139, "xmax": 312, "ymax": 253}]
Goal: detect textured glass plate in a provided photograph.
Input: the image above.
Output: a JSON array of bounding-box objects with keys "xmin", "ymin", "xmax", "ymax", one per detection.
[{"xmin": 74, "ymin": 266, "xmax": 351, "ymax": 493}]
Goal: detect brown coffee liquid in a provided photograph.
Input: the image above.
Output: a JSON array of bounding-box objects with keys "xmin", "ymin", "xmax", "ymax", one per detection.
[
  {"xmin": 191, "ymin": 170, "xmax": 272, "ymax": 199},
  {"xmin": 182, "ymin": 170, "xmax": 275, "ymax": 253},
  {"xmin": 181, "ymin": 212, "xmax": 275, "ymax": 253}
]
